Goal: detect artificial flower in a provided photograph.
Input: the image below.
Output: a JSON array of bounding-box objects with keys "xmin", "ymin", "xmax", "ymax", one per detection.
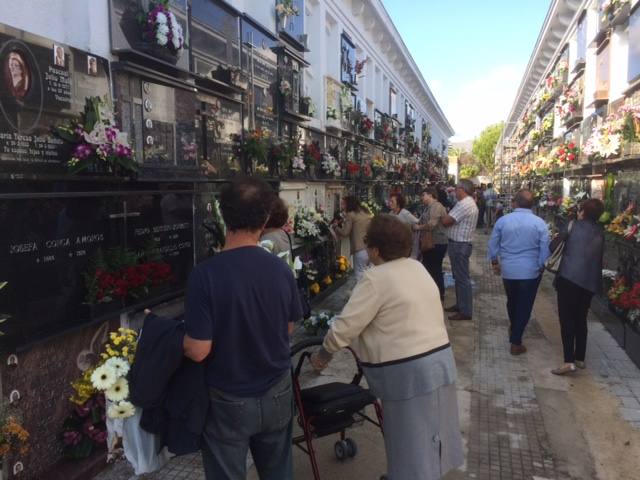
[
  {"xmin": 105, "ymin": 377, "xmax": 129, "ymax": 402},
  {"xmin": 104, "ymin": 357, "xmax": 130, "ymax": 377},
  {"xmin": 107, "ymin": 400, "xmax": 135, "ymax": 419},
  {"xmin": 91, "ymin": 364, "xmax": 117, "ymax": 390}
]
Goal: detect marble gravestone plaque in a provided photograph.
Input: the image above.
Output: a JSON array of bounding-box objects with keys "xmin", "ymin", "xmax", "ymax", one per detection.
[
  {"xmin": 0, "ymin": 23, "xmax": 110, "ymax": 174},
  {"xmin": 0, "ymin": 196, "xmax": 119, "ymax": 347},
  {"xmin": 0, "ymin": 191, "xmax": 195, "ymax": 349}
]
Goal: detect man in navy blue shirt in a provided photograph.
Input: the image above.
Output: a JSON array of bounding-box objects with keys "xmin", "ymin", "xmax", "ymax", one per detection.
[
  {"xmin": 488, "ymin": 190, "xmax": 550, "ymax": 356},
  {"xmin": 184, "ymin": 177, "xmax": 302, "ymax": 480}
]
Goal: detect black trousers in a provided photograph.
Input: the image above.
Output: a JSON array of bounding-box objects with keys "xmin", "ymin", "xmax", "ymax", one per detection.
[
  {"xmin": 421, "ymin": 243, "xmax": 448, "ymax": 300},
  {"xmin": 556, "ymin": 275, "xmax": 594, "ymax": 363}
]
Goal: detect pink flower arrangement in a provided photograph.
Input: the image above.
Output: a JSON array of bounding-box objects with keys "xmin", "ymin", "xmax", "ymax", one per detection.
[{"xmin": 54, "ymin": 97, "xmax": 136, "ymax": 174}]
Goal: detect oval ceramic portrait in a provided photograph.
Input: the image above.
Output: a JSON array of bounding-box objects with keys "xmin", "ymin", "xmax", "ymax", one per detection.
[{"xmin": 0, "ymin": 39, "xmax": 44, "ymax": 133}]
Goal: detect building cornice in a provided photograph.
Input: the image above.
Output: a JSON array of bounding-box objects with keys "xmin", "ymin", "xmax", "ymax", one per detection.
[{"xmin": 503, "ymin": 0, "xmax": 588, "ymax": 139}]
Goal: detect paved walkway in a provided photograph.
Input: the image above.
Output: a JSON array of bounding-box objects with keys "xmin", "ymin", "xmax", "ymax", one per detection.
[{"xmin": 94, "ymin": 234, "xmax": 640, "ymax": 480}]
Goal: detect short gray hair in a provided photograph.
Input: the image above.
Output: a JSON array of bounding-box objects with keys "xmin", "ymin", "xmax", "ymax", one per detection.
[{"xmin": 457, "ymin": 179, "xmax": 475, "ymax": 196}]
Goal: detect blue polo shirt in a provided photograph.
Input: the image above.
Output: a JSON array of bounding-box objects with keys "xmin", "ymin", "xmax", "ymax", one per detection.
[
  {"xmin": 488, "ymin": 209, "xmax": 550, "ymax": 280},
  {"xmin": 184, "ymin": 246, "xmax": 302, "ymax": 396}
]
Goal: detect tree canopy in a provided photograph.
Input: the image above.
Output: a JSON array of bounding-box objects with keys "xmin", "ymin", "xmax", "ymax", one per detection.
[{"xmin": 472, "ymin": 122, "xmax": 504, "ymax": 172}]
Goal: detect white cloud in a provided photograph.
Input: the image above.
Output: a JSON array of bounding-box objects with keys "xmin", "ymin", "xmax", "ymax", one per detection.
[{"xmin": 440, "ymin": 64, "xmax": 525, "ymax": 142}]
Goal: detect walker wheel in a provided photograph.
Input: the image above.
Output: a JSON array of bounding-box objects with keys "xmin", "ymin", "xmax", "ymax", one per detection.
[
  {"xmin": 334, "ymin": 440, "xmax": 348, "ymax": 461},
  {"xmin": 345, "ymin": 438, "xmax": 358, "ymax": 457}
]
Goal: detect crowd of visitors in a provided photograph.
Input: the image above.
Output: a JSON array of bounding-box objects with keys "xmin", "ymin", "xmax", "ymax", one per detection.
[{"xmin": 153, "ymin": 175, "xmax": 607, "ymax": 480}]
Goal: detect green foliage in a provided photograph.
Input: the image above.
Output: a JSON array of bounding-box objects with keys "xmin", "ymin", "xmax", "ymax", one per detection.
[
  {"xmin": 459, "ymin": 164, "xmax": 480, "ymax": 178},
  {"xmin": 472, "ymin": 122, "xmax": 504, "ymax": 172}
]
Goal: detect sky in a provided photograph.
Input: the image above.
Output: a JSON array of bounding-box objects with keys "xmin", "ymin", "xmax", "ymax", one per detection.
[{"xmin": 382, "ymin": 0, "xmax": 552, "ymax": 143}]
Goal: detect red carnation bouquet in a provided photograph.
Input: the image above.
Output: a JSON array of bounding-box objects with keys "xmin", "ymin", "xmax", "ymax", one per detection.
[{"xmin": 85, "ymin": 248, "xmax": 173, "ymax": 304}]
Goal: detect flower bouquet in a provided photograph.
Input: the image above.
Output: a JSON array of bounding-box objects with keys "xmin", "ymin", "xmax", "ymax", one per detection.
[
  {"xmin": 294, "ymin": 207, "xmax": 329, "ymax": 241},
  {"xmin": 600, "ymin": 0, "xmax": 630, "ymax": 23},
  {"xmin": 139, "ymin": 0, "xmax": 185, "ymax": 60},
  {"xmin": 231, "ymin": 129, "xmax": 270, "ymax": 173},
  {"xmin": 320, "ymin": 153, "xmax": 341, "ymax": 177},
  {"xmin": 335, "ymin": 256, "xmax": 351, "ymax": 277},
  {"xmin": 0, "ymin": 405, "xmax": 29, "ymax": 463},
  {"xmin": 360, "ymin": 200, "xmax": 381, "ymax": 216},
  {"xmin": 84, "ymin": 247, "xmax": 173, "ymax": 307},
  {"xmin": 359, "ymin": 115, "xmax": 374, "ymax": 136},
  {"xmin": 553, "ymin": 141, "xmax": 579, "ymax": 168},
  {"xmin": 303, "ymin": 141, "xmax": 322, "ymax": 169},
  {"xmin": 279, "ymin": 79, "xmax": 292, "ymax": 98},
  {"xmin": 292, "ymin": 155, "xmax": 306, "ymax": 174},
  {"xmin": 303, "ymin": 311, "xmax": 337, "ymax": 335},
  {"xmin": 62, "ymin": 390, "xmax": 106, "ymax": 459},
  {"xmin": 54, "ymin": 97, "xmax": 136, "ymax": 175}
]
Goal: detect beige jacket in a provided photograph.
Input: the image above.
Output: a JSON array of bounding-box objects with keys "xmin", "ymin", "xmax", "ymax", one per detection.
[
  {"xmin": 334, "ymin": 211, "xmax": 371, "ymax": 254},
  {"xmin": 323, "ymin": 257, "xmax": 450, "ymax": 365}
]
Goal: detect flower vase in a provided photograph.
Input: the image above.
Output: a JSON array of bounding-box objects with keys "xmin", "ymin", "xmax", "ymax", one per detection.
[
  {"xmin": 280, "ymin": 15, "xmax": 289, "ymax": 31},
  {"xmin": 307, "ymin": 164, "xmax": 316, "ymax": 180}
]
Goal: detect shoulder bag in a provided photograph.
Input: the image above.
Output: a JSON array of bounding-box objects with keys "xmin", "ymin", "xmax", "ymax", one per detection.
[
  {"xmin": 545, "ymin": 221, "xmax": 573, "ymax": 274},
  {"xmin": 285, "ymin": 230, "xmax": 312, "ymax": 320}
]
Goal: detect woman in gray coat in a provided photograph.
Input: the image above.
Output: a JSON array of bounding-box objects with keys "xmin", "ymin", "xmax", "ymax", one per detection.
[{"xmin": 551, "ymin": 199, "xmax": 605, "ymax": 375}]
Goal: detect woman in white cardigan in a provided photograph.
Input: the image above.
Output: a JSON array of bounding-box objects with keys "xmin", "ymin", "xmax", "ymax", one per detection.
[{"xmin": 311, "ymin": 214, "xmax": 463, "ymax": 480}]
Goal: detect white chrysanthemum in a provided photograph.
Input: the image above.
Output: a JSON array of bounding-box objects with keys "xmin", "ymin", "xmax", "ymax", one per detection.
[
  {"xmin": 598, "ymin": 132, "xmax": 621, "ymax": 158},
  {"xmin": 91, "ymin": 364, "xmax": 117, "ymax": 390},
  {"xmin": 157, "ymin": 23, "xmax": 169, "ymax": 35},
  {"xmin": 156, "ymin": 32, "xmax": 168, "ymax": 46},
  {"xmin": 293, "ymin": 256, "xmax": 303, "ymax": 271},
  {"xmin": 156, "ymin": 12, "xmax": 168, "ymax": 24},
  {"xmin": 105, "ymin": 377, "xmax": 129, "ymax": 402},
  {"xmin": 104, "ymin": 357, "xmax": 130, "ymax": 377},
  {"xmin": 171, "ymin": 34, "xmax": 181, "ymax": 50},
  {"xmin": 107, "ymin": 400, "xmax": 136, "ymax": 419}
]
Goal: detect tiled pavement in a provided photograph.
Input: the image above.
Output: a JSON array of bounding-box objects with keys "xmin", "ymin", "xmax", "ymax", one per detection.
[
  {"xmin": 95, "ymin": 234, "xmax": 640, "ymax": 480},
  {"xmin": 464, "ymin": 244, "xmax": 559, "ymax": 480}
]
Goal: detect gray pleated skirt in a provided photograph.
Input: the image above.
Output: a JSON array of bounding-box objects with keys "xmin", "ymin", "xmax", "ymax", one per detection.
[
  {"xmin": 362, "ymin": 347, "xmax": 464, "ymax": 480},
  {"xmin": 382, "ymin": 382, "xmax": 463, "ymax": 480}
]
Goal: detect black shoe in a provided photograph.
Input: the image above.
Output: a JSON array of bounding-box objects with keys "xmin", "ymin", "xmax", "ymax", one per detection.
[{"xmin": 444, "ymin": 305, "xmax": 459, "ymax": 313}]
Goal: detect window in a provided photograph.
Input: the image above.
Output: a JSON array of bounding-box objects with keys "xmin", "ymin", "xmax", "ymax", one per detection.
[
  {"xmin": 629, "ymin": 5, "xmax": 640, "ymax": 82},
  {"xmin": 340, "ymin": 34, "xmax": 356, "ymax": 84},
  {"xmin": 595, "ymin": 42, "xmax": 610, "ymax": 100},
  {"xmin": 191, "ymin": 0, "xmax": 240, "ymax": 77},
  {"xmin": 389, "ymin": 87, "xmax": 397, "ymax": 117}
]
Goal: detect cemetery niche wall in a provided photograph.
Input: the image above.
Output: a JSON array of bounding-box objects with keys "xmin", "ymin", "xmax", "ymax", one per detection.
[{"xmin": 0, "ymin": 23, "xmax": 200, "ymax": 353}]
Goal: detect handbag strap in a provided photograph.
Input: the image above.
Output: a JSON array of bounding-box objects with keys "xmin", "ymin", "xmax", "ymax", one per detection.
[{"xmin": 283, "ymin": 229, "xmax": 294, "ymax": 259}]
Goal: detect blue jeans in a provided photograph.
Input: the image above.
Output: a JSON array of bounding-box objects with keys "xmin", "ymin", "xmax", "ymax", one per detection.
[
  {"xmin": 448, "ymin": 241, "xmax": 473, "ymax": 317},
  {"xmin": 201, "ymin": 373, "xmax": 293, "ymax": 480},
  {"xmin": 503, "ymin": 277, "xmax": 542, "ymax": 345}
]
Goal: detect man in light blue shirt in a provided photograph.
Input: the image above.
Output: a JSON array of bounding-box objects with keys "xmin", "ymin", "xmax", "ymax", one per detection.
[{"xmin": 488, "ymin": 190, "xmax": 550, "ymax": 355}]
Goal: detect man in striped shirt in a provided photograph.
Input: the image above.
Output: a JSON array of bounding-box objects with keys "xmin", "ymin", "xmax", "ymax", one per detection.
[{"xmin": 442, "ymin": 179, "xmax": 479, "ymax": 321}]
